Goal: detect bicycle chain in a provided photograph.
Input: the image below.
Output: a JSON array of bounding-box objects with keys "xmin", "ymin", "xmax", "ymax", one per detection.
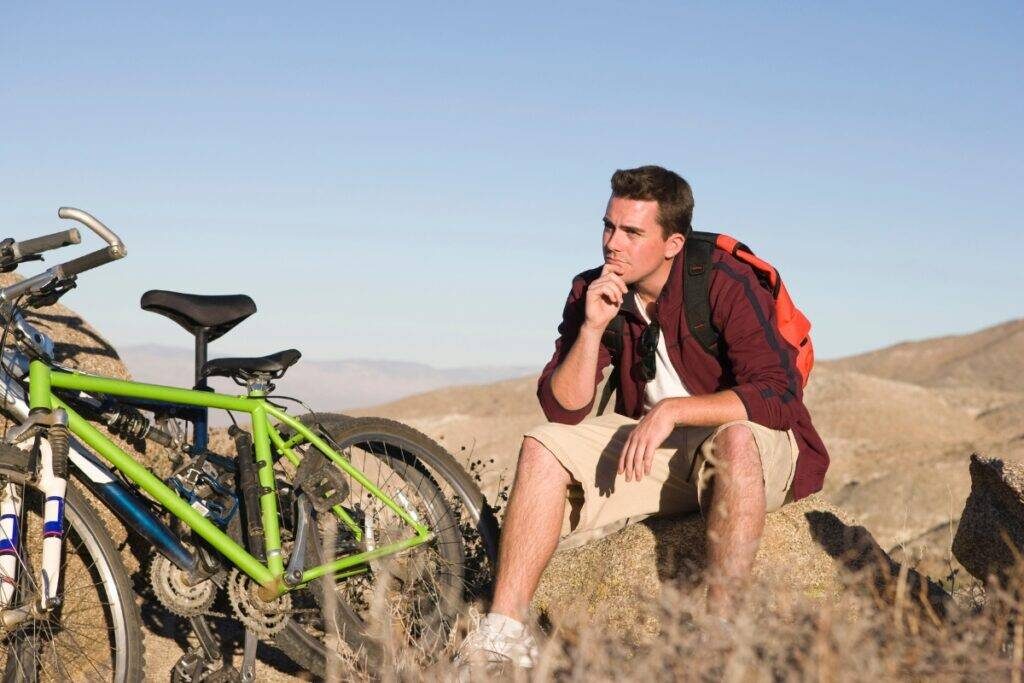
[{"xmin": 225, "ymin": 568, "xmax": 293, "ymax": 638}]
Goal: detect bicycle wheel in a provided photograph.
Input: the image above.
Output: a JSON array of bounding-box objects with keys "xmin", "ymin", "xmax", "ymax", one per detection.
[
  {"xmin": 272, "ymin": 415, "xmax": 499, "ymax": 676},
  {"xmin": 0, "ymin": 444, "xmax": 144, "ymax": 682}
]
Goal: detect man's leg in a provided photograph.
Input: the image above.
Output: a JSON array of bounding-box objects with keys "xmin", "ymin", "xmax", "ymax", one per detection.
[
  {"xmin": 703, "ymin": 424, "xmax": 767, "ymax": 618},
  {"xmin": 490, "ymin": 436, "xmax": 571, "ymax": 621}
]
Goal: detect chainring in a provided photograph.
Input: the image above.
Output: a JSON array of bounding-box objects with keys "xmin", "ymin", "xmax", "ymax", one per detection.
[
  {"xmin": 226, "ymin": 568, "xmax": 293, "ymax": 638},
  {"xmin": 150, "ymin": 554, "xmax": 217, "ymax": 618}
]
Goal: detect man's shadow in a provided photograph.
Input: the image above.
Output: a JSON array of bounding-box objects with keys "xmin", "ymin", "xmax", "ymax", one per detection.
[
  {"xmin": 805, "ymin": 511, "xmax": 950, "ymax": 615},
  {"xmin": 640, "ymin": 509, "xmax": 950, "ymax": 618},
  {"xmin": 577, "ymin": 423, "xmax": 950, "ymax": 617}
]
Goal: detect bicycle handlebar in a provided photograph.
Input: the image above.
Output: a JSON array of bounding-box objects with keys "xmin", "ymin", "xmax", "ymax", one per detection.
[
  {"xmin": 48, "ymin": 207, "xmax": 127, "ymax": 280},
  {"xmin": 9, "ymin": 229, "xmax": 81, "ymax": 260},
  {"xmin": 0, "ymin": 208, "xmax": 128, "ymax": 303},
  {"xmin": 57, "ymin": 207, "xmax": 125, "ymax": 253}
]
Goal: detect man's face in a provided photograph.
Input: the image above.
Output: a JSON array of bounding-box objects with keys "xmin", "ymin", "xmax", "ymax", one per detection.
[{"xmin": 602, "ymin": 196, "xmax": 681, "ymax": 284}]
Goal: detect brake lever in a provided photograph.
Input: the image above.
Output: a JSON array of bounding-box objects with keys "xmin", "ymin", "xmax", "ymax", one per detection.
[
  {"xmin": 24, "ymin": 277, "xmax": 77, "ymax": 308},
  {"xmin": 0, "ymin": 238, "xmax": 44, "ymax": 273}
]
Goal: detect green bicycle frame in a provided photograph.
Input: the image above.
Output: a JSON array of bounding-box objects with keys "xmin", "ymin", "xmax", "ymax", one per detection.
[{"xmin": 28, "ymin": 360, "xmax": 433, "ymax": 595}]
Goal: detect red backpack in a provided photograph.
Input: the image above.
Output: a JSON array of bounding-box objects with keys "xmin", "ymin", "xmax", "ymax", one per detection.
[
  {"xmin": 597, "ymin": 231, "xmax": 813, "ymax": 415},
  {"xmin": 683, "ymin": 231, "xmax": 814, "ymax": 386}
]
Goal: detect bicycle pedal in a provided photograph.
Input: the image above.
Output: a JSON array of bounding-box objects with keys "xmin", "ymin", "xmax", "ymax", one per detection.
[
  {"xmin": 294, "ymin": 452, "xmax": 349, "ymax": 513},
  {"xmin": 173, "ymin": 647, "xmax": 214, "ymax": 682}
]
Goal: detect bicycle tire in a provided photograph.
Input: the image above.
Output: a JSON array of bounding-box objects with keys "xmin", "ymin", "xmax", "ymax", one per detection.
[
  {"xmin": 272, "ymin": 414, "xmax": 499, "ymax": 676},
  {"xmin": 0, "ymin": 443, "xmax": 144, "ymax": 682}
]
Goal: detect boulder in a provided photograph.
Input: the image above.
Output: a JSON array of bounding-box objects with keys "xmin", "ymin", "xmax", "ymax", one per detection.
[
  {"xmin": 0, "ymin": 272, "xmax": 178, "ymax": 471},
  {"xmin": 952, "ymin": 454, "xmax": 1024, "ymax": 584},
  {"xmin": 0, "ymin": 272, "xmax": 157, "ymax": 573},
  {"xmin": 533, "ymin": 495, "xmax": 948, "ymax": 639},
  {"xmin": 0, "ymin": 273, "xmax": 131, "ymax": 382}
]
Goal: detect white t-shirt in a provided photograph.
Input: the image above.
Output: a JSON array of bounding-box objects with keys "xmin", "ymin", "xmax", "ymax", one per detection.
[{"xmin": 633, "ymin": 292, "xmax": 690, "ymax": 413}]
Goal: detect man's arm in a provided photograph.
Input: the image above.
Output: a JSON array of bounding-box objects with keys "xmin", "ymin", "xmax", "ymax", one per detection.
[
  {"xmin": 537, "ymin": 265, "xmax": 627, "ymax": 423},
  {"xmin": 660, "ymin": 390, "xmax": 747, "ymax": 426},
  {"xmin": 548, "ymin": 323, "xmax": 607, "ymax": 411},
  {"xmin": 709, "ymin": 257, "xmax": 805, "ymax": 430},
  {"xmin": 617, "ymin": 390, "xmax": 747, "ymax": 481}
]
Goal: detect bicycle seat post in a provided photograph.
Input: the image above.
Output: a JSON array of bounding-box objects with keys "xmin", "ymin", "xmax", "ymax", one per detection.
[
  {"xmin": 193, "ymin": 326, "xmax": 210, "ymax": 452},
  {"xmin": 139, "ymin": 289, "xmax": 258, "ymax": 453}
]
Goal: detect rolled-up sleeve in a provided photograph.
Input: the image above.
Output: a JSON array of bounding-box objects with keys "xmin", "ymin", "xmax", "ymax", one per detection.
[
  {"xmin": 537, "ymin": 273, "xmax": 612, "ymax": 424},
  {"xmin": 710, "ymin": 259, "xmax": 803, "ymax": 431}
]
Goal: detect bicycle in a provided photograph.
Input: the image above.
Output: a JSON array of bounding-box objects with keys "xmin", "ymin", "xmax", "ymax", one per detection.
[{"xmin": 0, "ymin": 208, "xmax": 500, "ymax": 681}]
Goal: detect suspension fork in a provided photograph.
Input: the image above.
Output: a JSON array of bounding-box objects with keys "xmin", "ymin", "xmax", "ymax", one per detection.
[
  {"xmin": 0, "ymin": 480, "xmax": 22, "ymax": 609},
  {"xmin": 0, "ymin": 410, "xmax": 70, "ymax": 612},
  {"xmin": 26, "ymin": 361, "xmax": 69, "ymax": 610}
]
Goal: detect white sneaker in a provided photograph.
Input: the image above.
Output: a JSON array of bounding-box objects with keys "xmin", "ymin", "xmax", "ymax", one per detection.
[{"xmin": 454, "ymin": 612, "xmax": 539, "ymax": 677}]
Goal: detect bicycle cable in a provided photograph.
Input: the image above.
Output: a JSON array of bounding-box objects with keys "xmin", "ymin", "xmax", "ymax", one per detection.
[
  {"xmin": 263, "ymin": 394, "xmax": 346, "ymax": 451},
  {"xmin": 0, "ymin": 293, "xmax": 28, "ymax": 410}
]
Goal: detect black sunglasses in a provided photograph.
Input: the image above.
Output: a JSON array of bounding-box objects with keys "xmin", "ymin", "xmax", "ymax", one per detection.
[{"xmin": 637, "ymin": 321, "xmax": 660, "ymax": 381}]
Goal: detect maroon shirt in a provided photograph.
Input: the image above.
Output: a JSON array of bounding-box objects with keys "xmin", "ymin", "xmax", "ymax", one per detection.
[{"xmin": 537, "ymin": 244, "xmax": 829, "ymax": 500}]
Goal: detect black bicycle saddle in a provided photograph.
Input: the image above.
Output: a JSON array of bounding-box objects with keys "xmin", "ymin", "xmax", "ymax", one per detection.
[
  {"xmin": 141, "ymin": 290, "xmax": 257, "ymax": 341},
  {"xmin": 201, "ymin": 349, "xmax": 302, "ymax": 380}
]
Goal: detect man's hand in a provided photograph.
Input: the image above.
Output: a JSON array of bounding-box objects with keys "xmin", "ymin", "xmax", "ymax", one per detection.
[
  {"xmin": 584, "ymin": 263, "xmax": 628, "ymax": 331},
  {"xmin": 619, "ymin": 399, "xmax": 683, "ymax": 482}
]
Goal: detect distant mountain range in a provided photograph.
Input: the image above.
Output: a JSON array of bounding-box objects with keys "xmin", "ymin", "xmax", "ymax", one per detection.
[{"xmin": 118, "ymin": 344, "xmax": 534, "ymax": 420}]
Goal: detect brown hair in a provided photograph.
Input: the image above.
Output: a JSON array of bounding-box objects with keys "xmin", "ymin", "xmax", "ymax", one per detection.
[{"xmin": 610, "ymin": 165, "xmax": 694, "ymax": 238}]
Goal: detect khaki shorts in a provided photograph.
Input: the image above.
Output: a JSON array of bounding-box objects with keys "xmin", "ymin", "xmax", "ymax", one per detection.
[{"xmin": 523, "ymin": 413, "xmax": 799, "ymax": 549}]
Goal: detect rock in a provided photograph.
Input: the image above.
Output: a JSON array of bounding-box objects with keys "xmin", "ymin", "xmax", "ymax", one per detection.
[
  {"xmin": 533, "ymin": 495, "xmax": 949, "ymax": 639},
  {"xmin": 952, "ymin": 454, "xmax": 1024, "ymax": 584},
  {"xmin": 0, "ymin": 272, "xmax": 181, "ymax": 470},
  {"xmin": 0, "ymin": 274, "xmax": 131, "ymax": 381},
  {"xmin": 0, "ymin": 272, "xmax": 165, "ymax": 575}
]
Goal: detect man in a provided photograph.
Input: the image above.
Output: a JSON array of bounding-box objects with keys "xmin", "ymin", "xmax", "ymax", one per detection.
[{"xmin": 456, "ymin": 165, "xmax": 829, "ymax": 671}]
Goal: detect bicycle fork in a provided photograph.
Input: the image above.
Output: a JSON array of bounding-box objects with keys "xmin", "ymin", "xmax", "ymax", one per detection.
[{"xmin": 0, "ymin": 408, "xmax": 69, "ymax": 622}]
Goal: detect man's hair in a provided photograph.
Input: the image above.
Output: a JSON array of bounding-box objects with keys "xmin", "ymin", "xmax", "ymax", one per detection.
[{"xmin": 610, "ymin": 165, "xmax": 694, "ymax": 238}]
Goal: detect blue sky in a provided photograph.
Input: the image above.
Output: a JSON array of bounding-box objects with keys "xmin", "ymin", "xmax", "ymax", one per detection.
[{"xmin": 2, "ymin": 3, "xmax": 1021, "ymax": 368}]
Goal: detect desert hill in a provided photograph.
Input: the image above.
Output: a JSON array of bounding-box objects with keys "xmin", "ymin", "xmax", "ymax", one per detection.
[{"xmin": 822, "ymin": 317, "xmax": 1024, "ymax": 393}]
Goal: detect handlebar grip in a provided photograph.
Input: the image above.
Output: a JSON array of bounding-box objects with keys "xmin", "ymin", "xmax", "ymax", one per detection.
[
  {"xmin": 54, "ymin": 245, "xmax": 124, "ymax": 279},
  {"xmin": 11, "ymin": 229, "xmax": 82, "ymax": 259}
]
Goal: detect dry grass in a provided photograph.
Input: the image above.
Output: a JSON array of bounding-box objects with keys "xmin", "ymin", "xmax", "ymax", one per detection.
[{"xmin": 315, "ymin": 550, "xmax": 1024, "ymax": 682}]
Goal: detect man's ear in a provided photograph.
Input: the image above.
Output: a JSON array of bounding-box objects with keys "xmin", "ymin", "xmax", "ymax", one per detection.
[{"xmin": 665, "ymin": 233, "xmax": 685, "ymax": 259}]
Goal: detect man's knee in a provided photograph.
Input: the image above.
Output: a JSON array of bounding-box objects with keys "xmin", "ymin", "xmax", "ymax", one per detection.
[
  {"xmin": 517, "ymin": 436, "xmax": 571, "ymax": 485},
  {"xmin": 702, "ymin": 424, "xmax": 764, "ymax": 499},
  {"xmin": 710, "ymin": 425, "xmax": 760, "ymax": 468},
  {"xmin": 699, "ymin": 426, "xmax": 767, "ymax": 518}
]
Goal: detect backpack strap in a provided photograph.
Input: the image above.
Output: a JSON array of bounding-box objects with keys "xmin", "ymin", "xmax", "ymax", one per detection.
[
  {"xmin": 596, "ymin": 313, "xmax": 624, "ymax": 416},
  {"xmin": 683, "ymin": 232, "xmax": 720, "ymax": 355}
]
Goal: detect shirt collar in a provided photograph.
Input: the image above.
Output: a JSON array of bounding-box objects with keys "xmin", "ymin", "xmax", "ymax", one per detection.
[{"xmin": 656, "ymin": 250, "xmax": 685, "ymax": 315}]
